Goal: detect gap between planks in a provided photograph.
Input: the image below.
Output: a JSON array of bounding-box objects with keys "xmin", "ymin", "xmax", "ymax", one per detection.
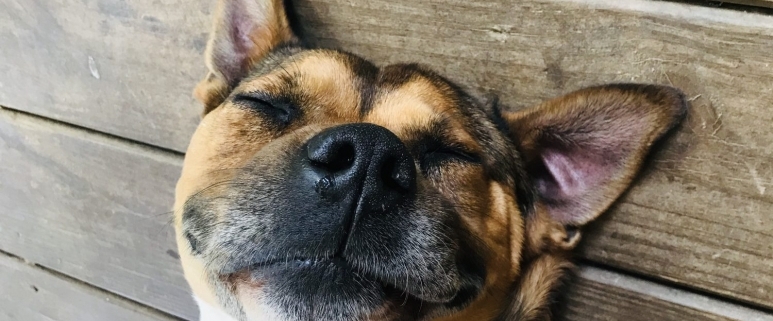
[
  {"xmin": 562, "ymin": 0, "xmax": 773, "ymax": 27},
  {"xmin": 691, "ymin": 0, "xmax": 773, "ymax": 11},
  {"xmin": 664, "ymin": 0, "xmax": 773, "ymax": 12},
  {"xmin": 578, "ymin": 263, "xmax": 773, "ymax": 320},
  {"xmin": 0, "ymin": 105, "xmax": 185, "ymax": 163}
]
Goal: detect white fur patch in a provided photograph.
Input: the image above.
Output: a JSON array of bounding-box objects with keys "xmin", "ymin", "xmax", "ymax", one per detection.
[{"xmin": 195, "ymin": 295, "xmax": 238, "ymax": 321}]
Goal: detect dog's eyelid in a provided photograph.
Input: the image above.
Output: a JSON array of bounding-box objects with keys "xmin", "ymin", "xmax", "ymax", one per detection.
[
  {"xmin": 231, "ymin": 92, "xmax": 296, "ymax": 124},
  {"xmin": 423, "ymin": 121, "xmax": 483, "ymax": 159},
  {"xmin": 436, "ymin": 142, "xmax": 479, "ymax": 159},
  {"xmin": 437, "ymin": 146, "xmax": 482, "ymax": 163},
  {"xmin": 418, "ymin": 137, "xmax": 482, "ymax": 168},
  {"xmin": 232, "ymin": 92, "xmax": 277, "ymax": 107}
]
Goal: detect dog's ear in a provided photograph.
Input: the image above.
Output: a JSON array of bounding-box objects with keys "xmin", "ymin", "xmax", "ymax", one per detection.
[
  {"xmin": 502, "ymin": 84, "xmax": 687, "ymax": 227},
  {"xmin": 194, "ymin": 0, "xmax": 298, "ymax": 115}
]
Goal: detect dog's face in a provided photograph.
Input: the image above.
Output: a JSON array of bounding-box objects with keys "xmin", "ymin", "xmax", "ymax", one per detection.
[{"xmin": 174, "ymin": 1, "xmax": 687, "ymax": 320}]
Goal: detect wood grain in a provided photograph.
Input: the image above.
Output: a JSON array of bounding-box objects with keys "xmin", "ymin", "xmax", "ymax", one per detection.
[
  {"xmin": 559, "ymin": 266, "xmax": 773, "ymax": 321},
  {"xmin": 0, "ymin": 252, "xmax": 179, "ymax": 321},
  {"xmin": 0, "ymin": 108, "xmax": 196, "ymax": 320},
  {"xmin": 0, "ymin": 0, "xmax": 208, "ymax": 151}
]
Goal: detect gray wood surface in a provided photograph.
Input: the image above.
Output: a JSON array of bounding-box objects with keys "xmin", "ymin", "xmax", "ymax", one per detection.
[
  {"xmin": 560, "ymin": 266, "xmax": 773, "ymax": 321},
  {"xmin": 0, "ymin": 108, "xmax": 196, "ymax": 320},
  {"xmin": 0, "ymin": 0, "xmax": 208, "ymax": 151},
  {"xmin": 0, "ymin": 252, "xmax": 179, "ymax": 321}
]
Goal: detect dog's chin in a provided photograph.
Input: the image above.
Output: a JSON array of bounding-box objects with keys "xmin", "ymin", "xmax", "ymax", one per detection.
[{"xmin": 229, "ymin": 258, "xmax": 418, "ymax": 321}]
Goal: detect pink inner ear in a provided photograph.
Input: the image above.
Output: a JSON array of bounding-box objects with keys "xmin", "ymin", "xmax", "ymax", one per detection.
[
  {"xmin": 536, "ymin": 147, "xmax": 615, "ymax": 223},
  {"xmin": 231, "ymin": 9, "xmax": 258, "ymax": 53},
  {"xmin": 211, "ymin": 0, "xmax": 269, "ymax": 85}
]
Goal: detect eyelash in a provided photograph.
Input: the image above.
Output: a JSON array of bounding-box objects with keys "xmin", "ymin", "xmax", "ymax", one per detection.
[
  {"xmin": 420, "ymin": 143, "xmax": 481, "ymax": 173},
  {"xmin": 232, "ymin": 93, "xmax": 295, "ymax": 126}
]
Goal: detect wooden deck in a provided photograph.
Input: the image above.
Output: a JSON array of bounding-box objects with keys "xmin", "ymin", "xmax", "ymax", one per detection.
[{"xmin": 1, "ymin": 0, "xmax": 772, "ymax": 320}]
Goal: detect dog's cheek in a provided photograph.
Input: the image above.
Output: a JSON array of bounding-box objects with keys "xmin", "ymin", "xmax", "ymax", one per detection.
[
  {"xmin": 436, "ymin": 170, "xmax": 521, "ymax": 283},
  {"xmin": 483, "ymin": 181, "xmax": 525, "ymax": 276},
  {"xmin": 433, "ymin": 182, "xmax": 525, "ymax": 321},
  {"xmin": 175, "ymin": 107, "xmax": 271, "ymax": 212},
  {"xmin": 426, "ymin": 165, "xmax": 486, "ymax": 229}
]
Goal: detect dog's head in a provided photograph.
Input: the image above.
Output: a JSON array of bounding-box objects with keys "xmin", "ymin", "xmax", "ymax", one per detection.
[{"xmin": 174, "ymin": 1, "xmax": 687, "ymax": 320}]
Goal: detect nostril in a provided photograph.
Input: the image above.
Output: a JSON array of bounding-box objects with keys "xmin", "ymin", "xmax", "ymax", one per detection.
[
  {"xmin": 308, "ymin": 141, "xmax": 356, "ymax": 173},
  {"xmin": 331, "ymin": 143, "xmax": 356, "ymax": 172},
  {"xmin": 381, "ymin": 156, "xmax": 414, "ymax": 192}
]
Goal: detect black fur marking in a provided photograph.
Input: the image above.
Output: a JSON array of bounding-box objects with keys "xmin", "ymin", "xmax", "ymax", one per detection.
[
  {"xmin": 282, "ymin": 0, "xmax": 308, "ymax": 47},
  {"xmin": 376, "ymin": 63, "xmax": 422, "ymax": 89},
  {"xmin": 485, "ymin": 95, "xmax": 537, "ymax": 218},
  {"xmin": 344, "ymin": 55, "xmax": 379, "ymax": 116}
]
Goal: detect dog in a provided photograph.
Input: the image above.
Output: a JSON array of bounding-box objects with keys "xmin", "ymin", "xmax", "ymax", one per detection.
[{"xmin": 173, "ymin": 0, "xmax": 688, "ymax": 320}]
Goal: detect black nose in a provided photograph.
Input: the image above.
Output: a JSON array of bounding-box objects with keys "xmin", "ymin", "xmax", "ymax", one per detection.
[{"xmin": 305, "ymin": 123, "xmax": 416, "ymax": 208}]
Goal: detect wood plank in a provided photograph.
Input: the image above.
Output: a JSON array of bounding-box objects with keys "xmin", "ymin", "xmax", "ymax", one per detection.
[
  {"xmin": 2, "ymin": 0, "xmax": 773, "ymax": 312},
  {"xmin": 0, "ymin": 0, "xmax": 208, "ymax": 151},
  {"xmin": 0, "ymin": 251, "xmax": 179, "ymax": 321},
  {"xmin": 559, "ymin": 266, "xmax": 773, "ymax": 321},
  {"xmin": 0, "ymin": 108, "xmax": 196, "ymax": 320}
]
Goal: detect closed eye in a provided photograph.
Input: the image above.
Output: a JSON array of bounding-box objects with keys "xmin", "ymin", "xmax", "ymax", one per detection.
[
  {"xmin": 232, "ymin": 93, "xmax": 296, "ymax": 126},
  {"xmin": 427, "ymin": 146, "xmax": 480, "ymax": 163},
  {"xmin": 420, "ymin": 142, "xmax": 481, "ymax": 174}
]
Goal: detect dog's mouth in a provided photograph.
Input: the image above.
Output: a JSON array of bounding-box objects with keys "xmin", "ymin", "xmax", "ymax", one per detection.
[
  {"xmin": 184, "ymin": 188, "xmax": 487, "ymax": 319},
  {"xmin": 227, "ymin": 256, "xmax": 385, "ymax": 291},
  {"xmin": 193, "ymin": 210, "xmax": 486, "ymax": 320},
  {"xmin": 239, "ymin": 256, "xmax": 340, "ymax": 271},
  {"xmin": 222, "ymin": 253, "xmax": 459, "ymax": 303},
  {"xmin": 222, "ymin": 254, "xmax": 430, "ymax": 320}
]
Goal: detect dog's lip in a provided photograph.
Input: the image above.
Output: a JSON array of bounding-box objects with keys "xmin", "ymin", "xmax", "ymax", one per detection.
[
  {"xmin": 223, "ymin": 255, "xmax": 464, "ymax": 306},
  {"xmin": 219, "ymin": 256, "xmax": 342, "ymax": 275}
]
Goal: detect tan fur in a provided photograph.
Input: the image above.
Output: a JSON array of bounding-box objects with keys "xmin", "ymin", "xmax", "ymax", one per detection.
[
  {"xmin": 512, "ymin": 254, "xmax": 574, "ymax": 321},
  {"xmin": 366, "ymin": 90, "xmax": 437, "ymax": 136}
]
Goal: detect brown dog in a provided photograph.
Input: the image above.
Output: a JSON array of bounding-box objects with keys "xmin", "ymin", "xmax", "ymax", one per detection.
[{"xmin": 174, "ymin": 0, "xmax": 687, "ymax": 320}]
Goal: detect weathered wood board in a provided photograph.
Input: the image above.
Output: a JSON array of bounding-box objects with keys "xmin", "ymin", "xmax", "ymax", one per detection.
[
  {"xmin": 0, "ymin": 109, "xmax": 196, "ymax": 320},
  {"xmin": 560, "ymin": 266, "xmax": 773, "ymax": 321},
  {"xmin": 2, "ymin": 0, "xmax": 773, "ymax": 316},
  {"xmin": 0, "ymin": 252, "xmax": 179, "ymax": 321},
  {"xmin": 0, "ymin": 0, "xmax": 208, "ymax": 151}
]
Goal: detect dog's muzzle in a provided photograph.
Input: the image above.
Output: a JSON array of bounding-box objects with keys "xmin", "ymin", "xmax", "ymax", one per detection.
[{"xmin": 182, "ymin": 123, "xmax": 485, "ymax": 319}]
